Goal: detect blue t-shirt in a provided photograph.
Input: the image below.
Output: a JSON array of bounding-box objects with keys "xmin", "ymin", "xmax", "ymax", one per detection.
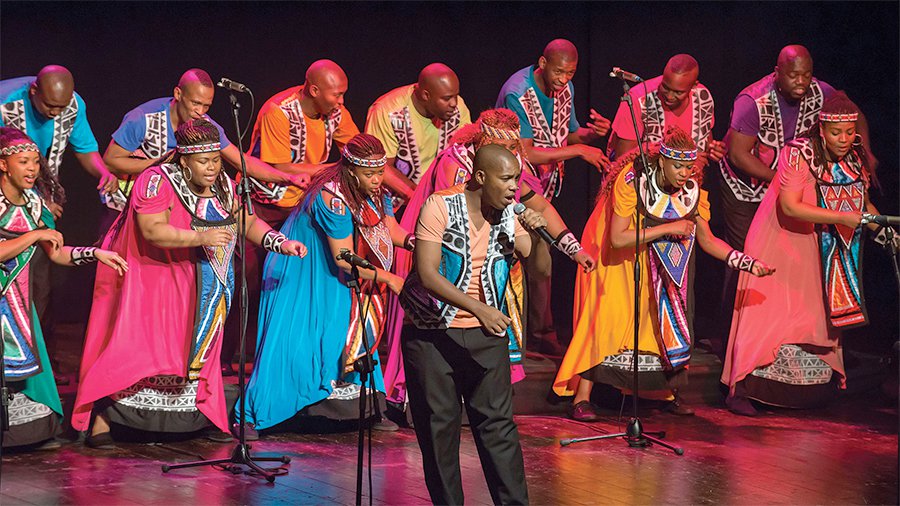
[
  {"xmin": 0, "ymin": 76, "xmax": 99, "ymax": 155},
  {"xmin": 495, "ymin": 65, "xmax": 580, "ymax": 140},
  {"xmin": 111, "ymin": 97, "xmax": 231, "ymax": 155}
]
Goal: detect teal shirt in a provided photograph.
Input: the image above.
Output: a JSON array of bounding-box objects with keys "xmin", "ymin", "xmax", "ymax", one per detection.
[
  {"xmin": 495, "ymin": 65, "xmax": 581, "ymax": 140},
  {"xmin": 0, "ymin": 76, "xmax": 100, "ymax": 156}
]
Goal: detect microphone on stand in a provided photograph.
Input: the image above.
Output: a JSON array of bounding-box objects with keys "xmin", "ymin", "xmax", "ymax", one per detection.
[
  {"xmin": 609, "ymin": 67, "xmax": 643, "ymax": 83},
  {"xmin": 336, "ymin": 248, "xmax": 376, "ymax": 270},
  {"xmin": 514, "ymin": 203, "xmax": 558, "ymax": 247},
  {"xmin": 862, "ymin": 213, "xmax": 900, "ymax": 227},
  {"xmin": 217, "ymin": 77, "xmax": 249, "ymax": 93}
]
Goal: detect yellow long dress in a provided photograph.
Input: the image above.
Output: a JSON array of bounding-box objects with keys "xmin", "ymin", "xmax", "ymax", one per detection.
[{"xmin": 553, "ymin": 164, "xmax": 710, "ymax": 397}]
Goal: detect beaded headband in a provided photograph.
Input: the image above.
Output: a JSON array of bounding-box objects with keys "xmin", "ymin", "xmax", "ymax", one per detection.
[
  {"xmin": 659, "ymin": 142, "xmax": 698, "ymax": 161},
  {"xmin": 480, "ymin": 123, "xmax": 520, "ymax": 140},
  {"xmin": 176, "ymin": 142, "xmax": 221, "ymax": 154},
  {"xmin": 342, "ymin": 146, "xmax": 386, "ymax": 168},
  {"xmin": 0, "ymin": 142, "xmax": 40, "ymax": 156},
  {"xmin": 818, "ymin": 112, "xmax": 858, "ymax": 123}
]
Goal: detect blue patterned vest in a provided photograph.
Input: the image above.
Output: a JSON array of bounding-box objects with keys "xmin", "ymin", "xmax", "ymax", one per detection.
[{"xmin": 400, "ymin": 188, "xmax": 517, "ymax": 329}]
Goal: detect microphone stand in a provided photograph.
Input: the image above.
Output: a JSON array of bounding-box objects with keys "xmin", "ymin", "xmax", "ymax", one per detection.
[
  {"xmin": 347, "ymin": 261, "xmax": 377, "ymax": 506},
  {"xmin": 560, "ymin": 75, "xmax": 683, "ymax": 455},
  {"xmin": 162, "ymin": 88, "xmax": 290, "ymax": 482},
  {"xmin": 1, "ymin": 325, "xmax": 9, "ymax": 466}
]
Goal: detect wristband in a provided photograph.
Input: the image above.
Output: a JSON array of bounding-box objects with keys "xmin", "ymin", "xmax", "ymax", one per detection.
[
  {"xmin": 554, "ymin": 230, "xmax": 583, "ymax": 259},
  {"xmin": 71, "ymin": 247, "xmax": 98, "ymax": 266},
  {"xmin": 262, "ymin": 230, "xmax": 287, "ymax": 254},
  {"xmin": 726, "ymin": 249, "xmax": 756, "ymax": 273},
  {"xmin": 403, "ymin": 234, "xmax": 416, "ymax": 251}
]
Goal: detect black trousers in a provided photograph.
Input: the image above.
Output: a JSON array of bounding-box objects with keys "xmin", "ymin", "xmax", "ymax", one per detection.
[{"xmin": 403, "ymin": 325, "xmax": 528, "ymax": 506}]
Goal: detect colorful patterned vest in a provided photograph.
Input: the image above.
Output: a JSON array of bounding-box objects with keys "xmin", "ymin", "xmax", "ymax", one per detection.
[
  {"xmin": 323, "ymin": 181, "xmax": 395, "ymax": 374},
  {"xmin": 248, "ymin": 94, "xmax": 342, "ymax": 205},
  {"xmin": 632, "ymin": 164, "xmax": 703, "ymax": 371},
  {"xmin": 639, "ymin": 83, "xmax": 715, "ymax": 153},
  {"xmin": 517, "ymin": 84, "xmax": 572, "ymax": 200},
  {"xmin": 400, "ymin": 188, "xmax": 517, "ymax": 330},
  {"xmin": 156, "ymin": 163, "xmax": 237, "ymax": 379},
  {"xmin": 389, "ymin": 105, "xmax": 461, "ymax": 185},
  {"xmin": 720, "ymin": 75, "xmax": 824, "ymax": 203},
  {"xmin": 0, "ymin": 94, "xmax": 78, "ymax": 179},
  {"xmin": 0, "ymin": 188, "xmax": 49, "ymax": 380},
  {"xmin": 789, "ymin": 138, "xmax": 869, "ymax": 328}
]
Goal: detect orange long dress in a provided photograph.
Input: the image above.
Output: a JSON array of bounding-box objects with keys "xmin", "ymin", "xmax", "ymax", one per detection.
[{"xmin": 553, "ymin": 164, "xmax": 710, "ymax": 397}]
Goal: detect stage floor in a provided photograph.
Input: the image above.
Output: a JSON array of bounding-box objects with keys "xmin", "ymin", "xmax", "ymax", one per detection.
[{"xmin": 2, "ymin": 393, "xmax": 897, "ymax": 505}]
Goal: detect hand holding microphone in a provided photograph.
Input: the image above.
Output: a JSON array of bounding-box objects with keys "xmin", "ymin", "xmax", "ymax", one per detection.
[
  {"xmin": 513, "ymin": 203, "xmax": 554, "ymax": 245},
  {"xmin": 861, "ymin": 213, "xmax": 900, "ymax": 227}
]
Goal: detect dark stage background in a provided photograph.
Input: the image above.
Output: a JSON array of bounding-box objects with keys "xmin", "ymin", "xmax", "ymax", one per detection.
[{"xmin": 2, "ymin": 1, "xmax": 898, "ymax": 354}]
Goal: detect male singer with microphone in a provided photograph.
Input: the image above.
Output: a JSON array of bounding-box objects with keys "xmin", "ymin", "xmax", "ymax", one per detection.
[{"xmin": 400, "ymin": 145, "xmax": 551, "ymax": 505}]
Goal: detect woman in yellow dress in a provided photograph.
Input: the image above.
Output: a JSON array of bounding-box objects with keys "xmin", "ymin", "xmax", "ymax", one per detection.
[{"xmin": 553, "ymin": 126, "xmax": 773, "ymax": 420}]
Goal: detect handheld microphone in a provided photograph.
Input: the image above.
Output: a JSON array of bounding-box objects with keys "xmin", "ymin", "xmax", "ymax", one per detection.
[
  {"xmin": 862, "ymin": 213, "xmax": 900, "ymax": 227},
  {"xmin": 609, "ymin": 67, "xmax": 643, "ymax": 83},
  {"xmin": 513, "ymin": 203, "xmax": 558, "ymax": 247},
  {"xmin": 217, "ymin": 77, "xmax": 249, "ymax": 93},
  {"xmin": 336, "ymin": 248, "xmax": 375, "ymax": 270}
]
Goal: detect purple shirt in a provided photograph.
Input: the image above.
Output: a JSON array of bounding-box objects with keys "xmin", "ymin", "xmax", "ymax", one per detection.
[{"xmin": 729, "ymin": 79, "xmax": 836, "ymax": 142}]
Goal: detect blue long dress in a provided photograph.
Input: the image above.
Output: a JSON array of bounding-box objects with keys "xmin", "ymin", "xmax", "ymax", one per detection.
[{"xmin": 238, "ymin": 190, "xmax": 391, "ymax": 430}]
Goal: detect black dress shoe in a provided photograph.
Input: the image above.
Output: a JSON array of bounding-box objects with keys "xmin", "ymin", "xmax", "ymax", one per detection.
[{"xmin": 568, "ymin": 401, "xmax": 603, "ymax": 422}]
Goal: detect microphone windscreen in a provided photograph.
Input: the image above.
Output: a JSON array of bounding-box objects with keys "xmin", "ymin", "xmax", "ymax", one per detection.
[{"xmin": 513, "ymin": 203, "xmax": 526, "ymax": 215}]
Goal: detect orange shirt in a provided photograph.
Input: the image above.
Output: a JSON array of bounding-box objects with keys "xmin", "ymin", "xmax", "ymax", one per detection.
[{"xmin": 248, "ymin": 86, "xmax": 359, "ymax": 207}]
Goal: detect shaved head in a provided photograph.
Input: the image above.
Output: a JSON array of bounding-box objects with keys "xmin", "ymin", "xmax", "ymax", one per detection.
[
  {"xmin": 542, "ymin": 39, "xmax": 578, "ymax": 64},
  {"xmin": 665, "ymin": 54, "xmax": 699, "ymax": 75},
  {"xmin": 474, "ymin": 144, "xmax": 518, "ymax": 176},
  {"xmin": 414, "ymin": 63, "xmax": 460, "ymax": 121},
  {"xmin": 172, "ymin": 68, "xmax": 215, "ymax": 126},
  {"xmin": 775, "ymin": 45, "xmax": 814, "ymax": 101},
  {"xmin": 303, "ymin": 59, "xmax": 348, "ymax": 117},
  {"xmin": 417, "ymin": 63, "xmax": 458, "ymax": 92},
  {"xmin": 777, "ymin": 44, "xmax": 812, "ymax": 67},
  {"xmin": 178, "ymin": 68, "xmax": 214, "ymax": 90},
  {"xmin": 30, "ymin": 65, "xmax": 75, "ymax": 119},
  {"xmin": 36, "ymin": 65, "xmax": 74, "ymax": 95},
  {"xmin": 305, "ymin": 59, "xmax": 348, "ymax": 89},
  {"xmin": 472, "ymin": 144, "xmax": 520, "ymax": 210}
]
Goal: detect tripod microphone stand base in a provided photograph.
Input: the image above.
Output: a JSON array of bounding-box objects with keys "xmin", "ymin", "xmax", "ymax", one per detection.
[
  {"xmin": 560, "ymin": 417, "xmax": 684, "ymax": 455},
  {"xmin": 161, "ymin": 442, "xmax": 291, "ymax": 482}
]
